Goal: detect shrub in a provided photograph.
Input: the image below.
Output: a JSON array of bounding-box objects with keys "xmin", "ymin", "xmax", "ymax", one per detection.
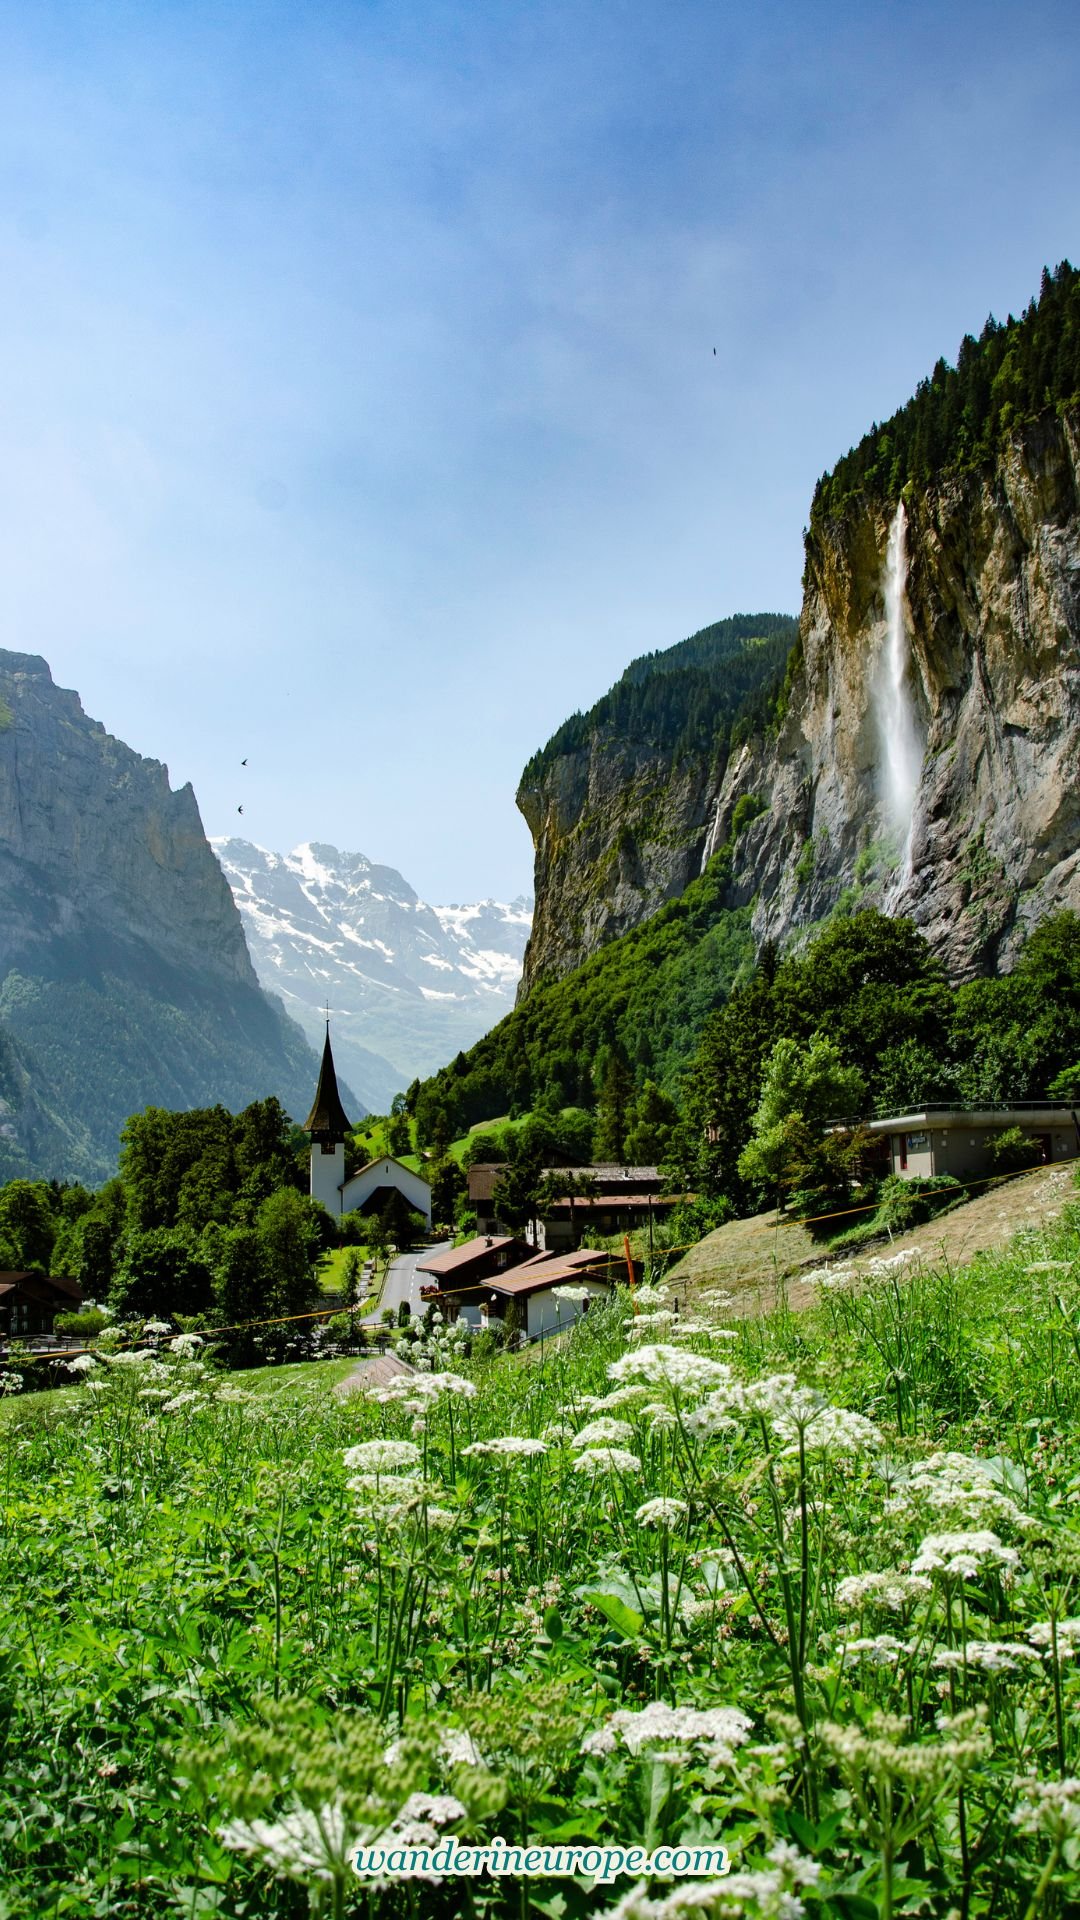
[
  {"xmin": 53, "ymin": 1309, "xmax": 109, "ymax": 1337},
  {"xmin": 988, "ymin": 1126, "xmax": 1043, "ymax": 1172},
  {"xmin": 877, "ymin": 1172, "xmax": 963, "ymax": 1234}
]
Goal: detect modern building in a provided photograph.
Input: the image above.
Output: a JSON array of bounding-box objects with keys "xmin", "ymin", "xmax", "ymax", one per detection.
[
  {"xmin": 867, "ymin": 1104, "xmax": 1080, "ymax": 1181},
  {"xmin": 305, "ymin": 1025, "xmax": 431, "ymax": 1227}
]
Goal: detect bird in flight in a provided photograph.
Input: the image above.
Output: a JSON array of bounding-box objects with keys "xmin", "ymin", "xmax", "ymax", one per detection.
[
  {"xmin": 237, "ymin": 805, "xmax": 244, "ymax": 815},
  {"xmin": 713, "ymin": 347, "xmax": 716, "ymax": 355},
  {"xmin": 241, "ymin": 758, "xmax": 247, "ymax": 766}
]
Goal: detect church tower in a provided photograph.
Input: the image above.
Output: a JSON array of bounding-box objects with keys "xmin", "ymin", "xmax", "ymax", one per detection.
[{"xmin": 304, "ymin": 1024, "xmax": 352, "ymax": 1216}]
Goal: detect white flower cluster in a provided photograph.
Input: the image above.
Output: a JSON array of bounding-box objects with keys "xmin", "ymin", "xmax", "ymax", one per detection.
[
  {"xmin": 583, "ymin": 1700, "xmax": 752, "ymax": 1764},
  {"xmin": 572, "ymin": 1447, "xmax": 641, "ymax": 1478},
  {"xmin": 888, "ymin": 1452, "xmax": 1033, "ymax": 1534},
  {"xmin": 168, "ymin": 1332, "xmax": 204, "ymax": 1357},
  {"xmin": 461, "ymin": 1436, "xmax": 548, "ymax": 1460},
  {"xmin": 573, "ymin": 1417, "xmax": 635, "ymax": 1449},
  {"xmin": 835, "ymin": 1570, "xmax": 933, "ymax": 1613},
  {"xmin": 930, "ymin": 1641, "xmax": 1039, "ymax": 1674},
  {"xmin": 343, "ymin": 1440, "xmax": 422, "ymax": 1474},
  {"xmin": 1027, "ymin": 1616, "xmax": 1080, "ymax": 1658},
  {"xmin": 911, "ymin": 1531, "xmax": 1020, "ymax": 1580},
  {"xmin": 688, "ymin": 1373, "xmax": 880, "ymax": 1455},
  {"xmin": 219, "ymin": 1802, "xmax": 351, "ymax": 1883},
  {"xmin": 1012, "ymin": 1775, "xmax": 1080, "ymax": 1837},
  {"xmin": 608, "ymin": 1346, "xmax": 734, "ymax": 1395},
  {"xmin": 635, "ymin": 1497, "xmax": 689, "ymax": 1530}
]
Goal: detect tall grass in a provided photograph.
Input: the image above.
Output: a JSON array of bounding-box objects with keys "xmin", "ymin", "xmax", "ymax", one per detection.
[{"xmin": 1, "ymin": 1198, "xmax": 1079, "ymax": 1916}]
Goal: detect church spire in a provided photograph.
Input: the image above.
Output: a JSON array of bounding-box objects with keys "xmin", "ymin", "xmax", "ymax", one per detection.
[{"xmin": 304, "ymin": 1023, "xmax": 352, "ymax": 1140}]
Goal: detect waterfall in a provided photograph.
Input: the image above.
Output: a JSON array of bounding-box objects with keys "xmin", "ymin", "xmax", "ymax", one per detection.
[{"xmin": 873, "ymin": 502, "xmax": 923, "ymax": 868}]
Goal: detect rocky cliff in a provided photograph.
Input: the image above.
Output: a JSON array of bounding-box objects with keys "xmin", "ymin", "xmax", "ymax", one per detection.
[
  {"xmin": 716, "ymin": 405, "xmax": 1080, "ymax": 975},
  {"xmin": 516, "ymin": 615, "xmax": 796, "ymax": 992},
  {"xmin": 0, "ymin": 653, "xmax": 345, "ymax": 1182}
]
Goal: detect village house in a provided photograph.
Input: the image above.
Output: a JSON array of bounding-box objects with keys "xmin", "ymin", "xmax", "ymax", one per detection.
[
  {"xmin": 0, "ymin": 1271, "xmax": 82, "ymax": 1340},
  {"xmin": 467, "ymin": 1161, "xmax": 682, "ymax": 1250},
  {"xmin": 418, "ymin": 1240, "xmax": 615, "ymax": 1338}
]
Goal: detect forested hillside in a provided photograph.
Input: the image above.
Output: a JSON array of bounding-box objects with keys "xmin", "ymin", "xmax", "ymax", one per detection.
[{"xmin": 812, "ymin": 257, "xmax": 1079, "ymax": 515}]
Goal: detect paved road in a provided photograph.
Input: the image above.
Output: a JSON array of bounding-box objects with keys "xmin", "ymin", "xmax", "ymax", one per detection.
[{"xmin": 360, "ymin": 1241, "xmax": 451, "ymax": 1324}]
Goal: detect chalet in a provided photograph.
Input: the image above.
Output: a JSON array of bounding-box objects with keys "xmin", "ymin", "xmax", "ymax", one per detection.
[
  {"xmin": 0, "ymin": 1271, "xmax": 82, "ymax": 1340},
  {"xmin": 480, "ymin": 1252, "xmax": 614, "ymax": 1341},
  {"xmin": 866, "ymin": 1103, "xmax": 1080, "ymax": 1181},
  {"xmin": 416, "ymin": 1234, "xmax": 530, "ymax": 1303},
  {"xmin": 468, "ymin": 1161, "xmax": 682, "ymax": 1250}
]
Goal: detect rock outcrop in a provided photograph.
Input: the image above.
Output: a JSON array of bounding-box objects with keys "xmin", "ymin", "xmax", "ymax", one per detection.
[{"xmin": 0, "ymin": 653, "xmax": 344, "ymax": 1181}]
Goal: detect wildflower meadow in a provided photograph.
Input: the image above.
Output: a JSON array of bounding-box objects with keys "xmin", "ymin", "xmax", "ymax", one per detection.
[{"xmin": 3, "ymin": 1195, "xmax": 1080, "ymax": 1918}]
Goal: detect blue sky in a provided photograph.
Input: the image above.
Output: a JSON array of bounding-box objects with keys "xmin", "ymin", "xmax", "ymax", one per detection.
[{"xmin": 0, "ymin": 0, "xmax": 1077, "ymax": 902}]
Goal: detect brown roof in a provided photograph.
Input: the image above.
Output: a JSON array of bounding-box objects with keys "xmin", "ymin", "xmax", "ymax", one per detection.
[
  {"xmin": 487, "ymin": 1268, "xmax": 613, "ymax": 1299},
  {"xmin": 304, "ymin": 1025, "xmax": 352, "ymax": 1137},
  {"xmin": 0, "ymin": 1270, "xmax": 82, "ymax": 1301},
  {"xmin": 466, "ymin": 1163, "xmax": 506, "ymax": 1202},
  {"xmin": 513, "ymin": 1247, "xmax": 612, "ymax": 1271},
  {"xmin": 416, "ymin": 1235, "xmax": 522, "ymax": 1277},
  {"xmin": 544, "ymin": 1193, "xmax": 686, "ymax": 1211}
]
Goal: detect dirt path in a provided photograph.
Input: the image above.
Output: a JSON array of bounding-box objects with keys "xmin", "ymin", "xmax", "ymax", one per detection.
[{"xmin": 662, "ymin": 1160, "xmax": 1079, "ymax": 1319}]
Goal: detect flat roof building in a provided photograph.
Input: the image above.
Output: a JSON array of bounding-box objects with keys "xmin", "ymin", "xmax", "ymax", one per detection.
[{"xmin": 866, "ymin": 1104, "xmax": 1079, "ymax": 1181}]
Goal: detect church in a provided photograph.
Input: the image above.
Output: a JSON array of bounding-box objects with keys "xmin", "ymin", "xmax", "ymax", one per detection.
[{"xmin": 303, "ymin": 1026, "xmax": 432, "ymax": 1229}]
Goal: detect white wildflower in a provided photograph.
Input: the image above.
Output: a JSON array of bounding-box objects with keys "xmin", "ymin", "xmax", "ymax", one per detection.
[
  {"xmin": 141, "ymin": 1320, "xmax": 173, "ymax": 1336},
  {"xmin": 462, "ymin": 1436, "xmax": 548, "ymax": 1459},
  {"xmin": 608, "ymin": 1345, "xmax": 733, "ymax": 1394},
  {"xmin": 572, "ymin": 1447, "xmax": 641, "ymax": 1477},
  {"xmin": 931, "ymin": 1641, "xmax": 1039, "ymax": 1674},
  {"xmin": 64, "ymin": 1354, "xmax": 99, "ymax": 1375},
  {"xmin": 912, "ymin": 1531, "xmax": 1020, "ymax": 1579},
  {"xmin": 162, "ymin": 1391, "xmax": 202, "ymax": 1413},
  {"xmin": 835, "ymin": 1570, "xmax": 933, "ymax": 1613},
  {"xmin": 107, "ymin": 1349, "xmax": 154, "ymax": 1368},
  {"xmin": 1012, "ymin": 1776, "xmax": 1080, "ymax": 1837},
  {"xmin": 343, "ymin": 1440, "xmax": 422, "ymax": 1473},
  {"xmin": 573, "ymin": 1417, "xmax": 635, "ymax": 1449},
  {"xmin": 630, "ymin": 1285, "xmax": 670, "ymax": 1308},
  {"xmin": 551, "ymin": 1284, "xmax": 591, "ymax": 1303},
  {"xmin": 1027, "ymin": 1617, "xmax": 1080, "ymax": 1657},
  {"xmin": 219, "ymin": 1802, "xmax": 351, "ymax": 1883},
  {"xmin": 837, "ymin": 1634, "xmax": 910, "ymax": 1667},
  {"xmin": 635, "ymin": 1497, "xmax": 689, "ymax": 1529},
  {"xmin": 168, "ymin": 1332, "xmax": 204, "ymax": 1356},
  {"xmin": 584, "ymin": 1701, "xmax": 752, "ymax": 1765}
]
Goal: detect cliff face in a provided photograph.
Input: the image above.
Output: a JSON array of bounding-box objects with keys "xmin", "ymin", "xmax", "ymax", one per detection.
[
  {"xmin": 718, "ymin": 407, "xmax": 1080, "ymax": 975},
  {"xmin": 517, "ymin": 744, "xmax": 717, "ymax": 993},
  {"xmin": 516, "ymin": 616, "xmax": 797, "ymax": 992},
  {"xmin": 0, "ymin": 653, "xmax": 341, "ymax": 1182}
]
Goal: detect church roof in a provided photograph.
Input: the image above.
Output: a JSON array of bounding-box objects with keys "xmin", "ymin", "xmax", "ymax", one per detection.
[{"xmin": 303, "ymin": 1026, "xmax": 352, "ymax": 1137}]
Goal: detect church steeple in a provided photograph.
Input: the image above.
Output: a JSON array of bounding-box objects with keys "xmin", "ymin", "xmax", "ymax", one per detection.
[{"xmin": 304, "ymin": 1023, "xmax": 352, "ymax": 1141}]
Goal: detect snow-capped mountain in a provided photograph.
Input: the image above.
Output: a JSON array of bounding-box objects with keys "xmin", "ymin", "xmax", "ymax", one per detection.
[{"xmin": 211, "ymin": 839, "xmax": 532, "ymax": 1113}]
